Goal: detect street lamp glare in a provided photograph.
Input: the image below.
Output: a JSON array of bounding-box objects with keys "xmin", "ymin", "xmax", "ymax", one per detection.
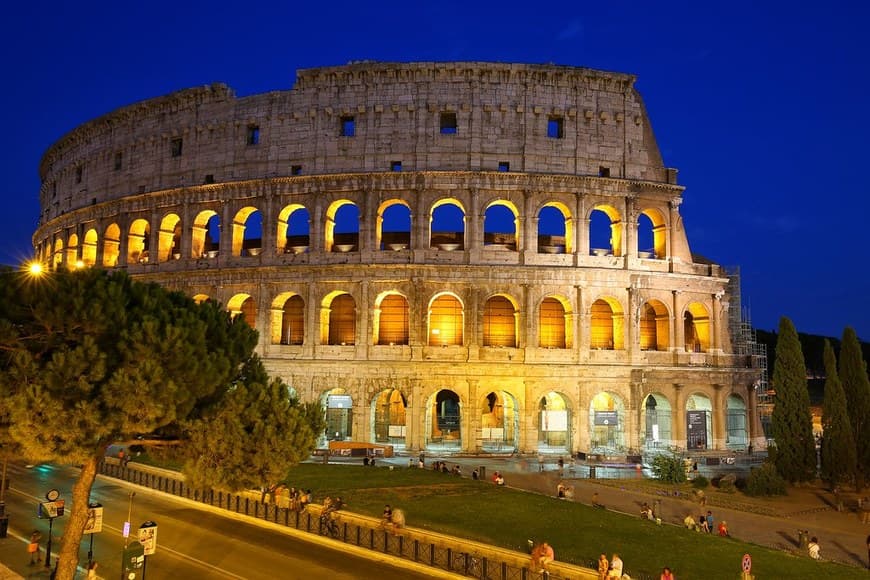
[{"xmin": 27, "ymin": 262, "xmax": 44, "ymax": 276}]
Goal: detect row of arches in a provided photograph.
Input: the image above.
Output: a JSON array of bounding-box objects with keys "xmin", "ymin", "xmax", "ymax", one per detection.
[
  {"xmin": 212, "ymin": 290, "xmax": 713, "ymax": 352},
  {"xmin": 40, "ymin": 196, "xmax": 673, "ymax": 268},
  {"xmin": 321, "ymin": 386, "xmax": 749, "ymax": 453}
]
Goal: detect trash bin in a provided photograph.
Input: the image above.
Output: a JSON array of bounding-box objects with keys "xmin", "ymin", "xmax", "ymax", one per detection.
[
  {"xmin": 589, "ymin": 466, "xmax": 596, "ymax": 479},
  {"xmin": 478, "ymin": 466, "xmax": 486, "ymax": 480},
  {"xmin": 798, "ymin": 529, "xmax": 809, "ymax": 550},
  {"xmin": 0, "ymin": 515, "xmax": 8, "ymax": 539}
]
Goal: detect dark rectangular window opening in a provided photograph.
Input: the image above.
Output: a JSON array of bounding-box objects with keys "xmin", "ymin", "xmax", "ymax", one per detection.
[
  {"xmin": 114, "ymin": 152, "xmax": 123, "ymax": 171},
  {"xmin": 340, "ymin": 116, "xmax": 356, "ymax": 137},
  {"xmin": 391, "ymin": 161, "xmax": 402, "ymax": 172},
  {"xmin": 547, "ymin": 116, "xmax": 564, "ymax": 139},
  {"xmin": 75, "ymin": 166, "xmax": 83, "ymax": 184},
  {"xmin": 170, "ymin": 138, "xmax": 183, "ymax": 157},
  {"xmin": 498, "ymin": 161, "xmax": 510, "ymax": 172},
  {"xmin": 440, "ymin": 112, "xmax": 457, "ymax": 134},
  {"xmin": 204, "ymin": 174, "xmax": 215, "ymax": 184},
  {"xmin": 291, "ymin": 165, "xmax": 302, "ymax": 176},
  {"xmin": 246, "ymin": 125, "xmax": 260, "ymax": 145},
  {"xmin": 598, "ymin": 166, "xmax": 611, "ymax": 178}
]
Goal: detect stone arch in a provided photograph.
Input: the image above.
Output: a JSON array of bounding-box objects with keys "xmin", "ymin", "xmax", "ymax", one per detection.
[
  {"xmin": 271, "ymin": 292, "xmax": 305, "ymax": 345},
  {"xmin": 482, "ymin": 294, "xmax": 518, "ymax": 347},
  {"xmin": 227, "ymin": 293, "xmax": 257, "ymax": 329},
  {"xmin": 52, "ymin": 238, "xmax": 64, "ymax": 270},
  {"xmin": 539, "ymin": 295, "xmax": 571, "ymax": 349},
  {"xmin": 373, "ymin": 291, "xmax": 409, "ymax": 345},
  {"xmin": 483, "ymin": 200, "xmax": 519, "ymax": 251},
  {"xmin": 685, "ymin": 392, "xmax": 713, "ymax": 450},
  {"xmin": 537, "ymin": 202, "xmax": 572, "ymax": 254},
  {"xmin": 191, "ymin": 210, "xmax": 220, "ymax": 258},
  {"xmin": 231, "ymin": 206, "xmax": 262, "ymax": 257},
  {"xmin": 82, "ymin": 228, "xmax": 98, "ymax": 267},
  {"xmin": 192, "ymin": 294, "xmax": 210, "ymax": 305},
  {"xmin": 66, "ymin": 233, "xmax": 79, "ymax": 267},
  {"xmin": 538, "ymin": 391, "xmax": 572, "ymax": 453},
  {"xmin": 322, "ymin": 387, "xmax": 353, "ymax": 441},
  {"xmin": 684, "ymin": 302, "xmax": 711, "ymax": 353},
  {"xmin": 377, "ymin": 199, "xmax": 411, "ymax": 251},
  {"xmin": 726, "ymin": 393, "xmax": 748, "ymax": 449},
  {"xmin": 589, "ymin": 204, "xmax": 622, "ymax": 256},
  {"xmin": 642, "ymin": 393, "xmax": 673, "ymax": 450},
  {"xmin": 102, "ymin": 223, "xmax": 121, "ymax": 267},
  {"xmin": 590, "ymin": 296, "xmax": 625, "ymax": 350},
  {"xmin": 428, "ymin": 292, "xmax": 464, "ymax": 346},
  {"xmin": 325, "ymin": 200, "xmax": 359, "ymax": 253},
  {"xmin": 371, "ymin": 388, "xmax": 408, "ymax": 447},
  {"xmin": 637, "ymin": 207, "xmax": 667, "ymax": 259},
  {"xmin": 127, "ymin": 218, "xmax": 151, "ymax": 264},
  {"xmin": 321, "ymin": 291, "xmax": 356, "ymax": 345},
  {"xmin": 157, "ymin": 213, "xmax": 182, "ymax": 262},
  {"xmin": 479, "ymin": 390, "xmax": 519, "ymax": 452},
  {"xmin": 276, "ymin": 203, "xmax": 310, "ymax": 254},
  {"xmin": 639, "ymin": 299, "xmax": 670, "ymax": 351},
  {"xmin": 430, "ymin": 199, "xmax": 466, "ymax": 250},
  {"xmin": 425, "ymin": 389, "xmax": 462, "ymax": 451},
  {"xmin": 589, "ymin": 391, "xmax": 626, "ymax": 453}
]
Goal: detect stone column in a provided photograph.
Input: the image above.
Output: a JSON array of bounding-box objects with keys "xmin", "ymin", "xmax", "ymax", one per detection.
[
  {"xmin": 465, "ymin": 379, "xmax": 480, "ymax": 453},
  {"xmin": 672, "ymin": 291, "xmax": 684, "ymax": 352},
  {"xmin": 672, "ymin": 384, "xmax": 686, "ymax": 449},
  {"xmin": 713, "ymin": 384, "xmax": 727, "ymax": 450}
]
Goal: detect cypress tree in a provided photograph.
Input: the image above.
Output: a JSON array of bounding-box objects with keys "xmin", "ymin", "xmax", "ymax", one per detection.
[
  {"xmin": 839, "ymin": 326, "xmax": 870, "ymax": 490},
  {"xmin": 820, "ymin": 340, "xmax": 856, "ymax": 487},
  {"xmin": 770, "ymin": 317, "xmax": 816, "ymax": 483}
]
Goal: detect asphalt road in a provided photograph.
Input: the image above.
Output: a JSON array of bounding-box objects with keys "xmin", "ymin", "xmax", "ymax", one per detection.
[{"xmin": 0, "ymin": 462, "xmax": 434, "ymax": 579}]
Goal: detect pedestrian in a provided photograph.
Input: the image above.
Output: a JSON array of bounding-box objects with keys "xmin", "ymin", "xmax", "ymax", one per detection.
[
  {"xmin": 28, "ymin": 530, "xmax": 41, "ymax": 565},
  {"xmin": 717, "ymin": 520, "xmax": 729, "ymax": 537},
  {"xmin": 472, "ymin": 468, "xmax": 479, "ymax": 480},
  {"xmin": 597, "ymin": 553, "xmax": 609, "ymax": 580},
  {"xmin": 609, "ymin": 553, "xmax": 623, "ymax": 578},
  {"xmin": 660, "ymin": 566, "xmax": 675, "ymax": 580},
  {"xmin": 530, "ymin": 541, "xmax": 554, "ymax": 574},
  {"xmin": 808, "ymin": 536, "xmax": 821, "ymax": 560},
  {"xmin": 558, "ymin": 456, "xmax": 565, "ymax": 476},
  {"xmin": 705, "ymin": 510, "xmax": 714, "ymax": 533},
  {"xmin": 86, "ymin": 561, "xmax": 98, "ymax": 579},
  {"xmin": 592, "ymin": 492, "xmax": 603, "ymax": 508}
]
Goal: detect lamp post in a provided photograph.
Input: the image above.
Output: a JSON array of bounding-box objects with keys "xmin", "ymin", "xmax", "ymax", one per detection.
[{"xmin": 124, "ymin": 491, "xmax": 136, "ymax": 548}]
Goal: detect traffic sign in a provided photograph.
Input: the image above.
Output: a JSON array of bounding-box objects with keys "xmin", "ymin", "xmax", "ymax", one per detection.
[
  {"xmin": 38, "ymin": 500, "xmax": 65, "ymax": 518},
  {"xmin": 742, "ymin": 553, "xmax": 752, "ymax": 572}
]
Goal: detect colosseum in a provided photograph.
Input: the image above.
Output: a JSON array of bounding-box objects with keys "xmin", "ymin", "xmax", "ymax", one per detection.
[{"xmin": 33, "ymin": 61, "xmax": 764, "ymax": 458}]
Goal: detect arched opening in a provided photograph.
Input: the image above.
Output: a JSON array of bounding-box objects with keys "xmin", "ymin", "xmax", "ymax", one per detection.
[
  {"xmin": 127, "ymin": 218, "xmax": 151, "ymax": 264},
  {"xmin": 375, "ymin": 292, "xmax": 409, "ymax": 345},
  {"xmin": 589, "ymin": 392, "xmax": 625, "ymax": 454},
  {"xmin": 638, "ymin": 208, "xmax": 667, "ymax": 259},
  {"xmin": 372, "ymin": 388, "xmax": 407, "ymax": 447},
  {"xmin": 102, "ymin": 223, "xmax": 121, "ymax": 267},
  {"xmin": 323, "ymin": 293, "xmax": 356, "ymax": 345},
  {"xmin": 537, "ymin": 203, "xmax": 570, "ymax": 254},
  {"xmin": 589, "ymin": 205, "xmax": 622, "ymax": 256},
  {"xmin": 726, "ymin": 394, "xmax": 748, "ymax": 450},
  {"xmin": 325, "ymin": 200, "xmax": 359, "ymax": 252},
  {"xmin": 82, "ymin": 229, "xmax": 98, "ymax": 267},
  {"xmin": 591, "ymin": 298, "xmax": 624, "ymax": 350},
  {"xmin": 642, "ymin": 393, "xmax": 673, "ymax": 450},
  {"xmin": 323, "ymin": 388, "xmax": 353, "ymax": 441},
  {"xmin": 232, "ymin": 206, "xmax": 262, "ymax": 257},
  {"xmin": 66, "ymin": 234, "xmax": 79, "ymax": 267},
  {"xmin": 640, "ymin": 300, "xmax": 670, "ymax": 351},
  {"xmin": 539, "ymin": 296, "xmax": 568, "ymax": 349},
  {"xmin": 277, "ymin": 204, "xmax": 310, "ymax": 254},
  {"xmin": 686, "ymin": 393, "xmax": 713, "ymax": 450},
  {"xmin": 425, "ymin": 389, "xmax": 462, "ymax": 450},
  {"xmin": 482, "ymin": 295, "xmax": 517, "ymax": 347},
  {"xmin": 480, "ymin": 391, "xmax": 519, "ymax": 452},
  {"xmin": 227, "ymin": 293, "xmax": 257, "ymax": 329},
  {"xmin": 483, "ymin": 201, "xmax": 518, "ymax": 251},
  {"xmin": 378, "ymin": 200, "xmax": 411, "ymax": 251},
  {"xmin": 684, "ymin": 302, "xmax": 711, "ymax": 353},
  {"xmin": 192, "ymin": 294, "xmax": 210, "ymax": 305},
  {"xmin": 430, "ymin": 200, "xmax": 465, "ymax": 250},
  {"xmin": 538, "ymin": 392, "xmax": 571, "ymax": 453},
  {"xmin": 52, "ymin": 238, "xmax": 64, "ymax": 270},
  {"xmin": 428, "ymin": 293, "xmax": 463, "ymax": 346},
  {"xmin": 158, "ymin": 213, "xmax": 182, "ymax": 262},
  {"xmin": 271, "ymin": 293, "xmax": 304, "ymax": 345},
  {"xmin": 191, "ymin": 210, "xmax": 220, "ymax": 258}
]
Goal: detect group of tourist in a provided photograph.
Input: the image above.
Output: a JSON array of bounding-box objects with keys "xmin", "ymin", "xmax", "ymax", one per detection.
[
  {"xmin": 595, "ymin": 552, "xmax": 628, "ymax": 579},
  {"xmin": 262, "ymin": 484, "xmax": 312, "ymax": 511},
  {"xmin": 681, "ymin": 509, "xmax": 727, "ymax": 536}
]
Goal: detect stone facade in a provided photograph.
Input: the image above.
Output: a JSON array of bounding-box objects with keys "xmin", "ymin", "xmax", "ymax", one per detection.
[{"xmin": 33, "ymin": 61, "xmax": 762, "ymax": 455}]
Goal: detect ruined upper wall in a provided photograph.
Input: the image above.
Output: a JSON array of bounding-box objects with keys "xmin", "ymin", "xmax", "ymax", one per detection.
[{"xmin": 38, "ymin": 61, "xmax": 671, "ymax": 224}]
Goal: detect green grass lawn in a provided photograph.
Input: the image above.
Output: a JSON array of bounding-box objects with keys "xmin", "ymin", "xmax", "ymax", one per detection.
[{"xmin": 286, "ymin": 463, "xmax": 865, "ymax": 580}]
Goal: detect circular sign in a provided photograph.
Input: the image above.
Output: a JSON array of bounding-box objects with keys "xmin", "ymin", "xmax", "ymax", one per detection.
[
  {"xmin": 742, "ymin": 553, "xmax": 752, "ymax": 572},
  {"xmin": 45, "ymin": 489, "xmax": 59, "ymax": 501}
]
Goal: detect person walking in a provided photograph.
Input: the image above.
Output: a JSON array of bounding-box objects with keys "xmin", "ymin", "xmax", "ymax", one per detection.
[
  {"xmin": 86, "ymin": 561, "xmax": 98, "ymax": 579},
  {"xmin": 597, "ymin": 553, "xmax": 609, "ymax": 580},
  {"xmin": 28, "ymin": 530, "xmax": 41, "ymax": 565}
]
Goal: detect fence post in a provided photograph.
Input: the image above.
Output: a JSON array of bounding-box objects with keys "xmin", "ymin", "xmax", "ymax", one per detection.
[{"xmin": 414, "ymin": 539, "xmax": 419, "ymax": 562}]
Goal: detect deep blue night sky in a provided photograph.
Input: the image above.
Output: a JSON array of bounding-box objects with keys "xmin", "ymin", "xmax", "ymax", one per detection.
[{"xmin": 1, "ymin": 1, "xmax": 867, "ymax": 339}]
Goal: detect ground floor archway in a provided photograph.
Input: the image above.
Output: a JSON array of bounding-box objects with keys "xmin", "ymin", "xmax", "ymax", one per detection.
[
  {"xmin": 642, "ymin": 393, "xmax": 673, "ymax": 450},
  {"xmin": 479, "ymin": 390, "xmax": 519, "ymax": 452},
  {"xmin": 371, "ymin": 388, "xmax": 408, "ymax": 448},
  {"xmin": 589, "ymin": 392, "xmax": 625, "ymax": 454},
  {"xmin": 425, "ymin": 389, "xmax": 462, "ymax": 451},
  {"xmin": 323, "ymin": 388, "xmax": 353, "ymax": 442},
  {"xmin": 538, "ymin": 391, "xmax": 572, "ymax": 453},
  {"xmin": 726, "ymin": 394, "xmax": 748, "ymax": 450},
  {"xmin": 686, "ymin": 393, "xmax": 713, "ymax": 450}
]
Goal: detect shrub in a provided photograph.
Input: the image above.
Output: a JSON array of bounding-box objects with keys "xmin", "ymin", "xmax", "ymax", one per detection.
[
  {"xmin": 744, "ymin": 462, "xmax": 787, "ymax": 496},
  {"xmin": 692, "ymin": 475, "xmax": 709, "ymax": 489},
  {"xmin": 651, "ymin": 453, "xmax": 687, "ymax": 484}
]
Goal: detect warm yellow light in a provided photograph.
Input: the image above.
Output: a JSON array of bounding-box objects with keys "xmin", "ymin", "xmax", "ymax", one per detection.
[
  {"xmin": 75, "ymin": 260, "xmax": 85, "ymax": 269},
  {"xmin": 27, "ymin": 262, "xmax": 44, "ymax": 276}
]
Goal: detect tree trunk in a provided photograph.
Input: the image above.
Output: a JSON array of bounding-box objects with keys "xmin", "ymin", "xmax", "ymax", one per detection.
[{"xmin": 56, "ymin": 456, "xmax": 99, "ymax": 580}]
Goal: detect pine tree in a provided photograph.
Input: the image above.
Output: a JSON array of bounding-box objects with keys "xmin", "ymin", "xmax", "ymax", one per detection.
[
  {"xmin": 820, "ymin": 340, "xmax": 856, "ymax": 487},
  {"xmin": 839, "ymin": 326, "xmax": 870, "ymax": 490},
  {"xmin": 0, "ymin": 269, "xmax": 258, "ymax": 580},
  {"xmin": 769, "ymin": 317, "xmax": 816, "ymax": 483}
]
